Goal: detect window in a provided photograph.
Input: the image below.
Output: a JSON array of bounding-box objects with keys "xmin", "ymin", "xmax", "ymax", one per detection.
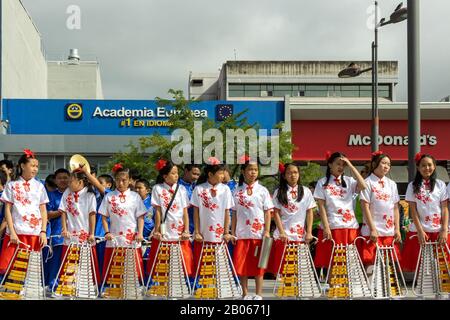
[{"xmin": 191, "ymin": 79, "xmax": 203, "ymax": 86}]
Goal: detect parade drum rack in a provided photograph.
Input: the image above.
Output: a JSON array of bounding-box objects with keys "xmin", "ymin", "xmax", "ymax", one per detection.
[
  {"xmin": 193, "ymin": 241, "xmax": 242, "ymax": 299},
  {"xmin": 371, "ymin": 239, "xmax": 408, "ymax": 299},
  {"xmin": 100, "ymin": 236, "xmax": 144, "ymax": 300},
  {"xmin": 52, "ymin": 235, "xmax": 100, "ymax": 299},
  {"xmin": 411, "ymin": 235, "xmax": 450, "ymax": 298},
  {"xmin": 0, "ymin": 241, "xmax": 48, "ymax": 300},
  {"xmin": 273, "ymin": 239, "xmax": 322, "ymax": 299},
  {"xmin": 324, "ymin": 237, "xmax": 371, "ymax": 299},
  {"xmin": 145, "ymin": 239, "xmax": 192, "ymax": 299}
]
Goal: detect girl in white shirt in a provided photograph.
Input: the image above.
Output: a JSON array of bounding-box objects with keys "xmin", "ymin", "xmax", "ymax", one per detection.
[
  {"xmin": 146, "ymin": 159, "xmax": 193, "ymax": 278},
  {"xmin": 190, "ymin": 158, "xmax": 235, "ymax": 293},
  {"xmin": 0, "ymin": 149, "xmax": 49, "ymax": 274},
  {"xmin": 231, "ymin": 156, "xmax": 274, "ymax": 300},
  {"xmin": 402, "ymin": 153, "xmax": 449, "ymax": 272},
  {"xmin": 313, "ymin": 151, "xmax": 367, "ymax": 268},
  {"xmin": 268, "ymin": 163, "xmax": 316, "ymax": 275},
  {"xmin": 99, "ymin": 164, "xmax": 147, "ymax": 281},
  {"xmin": 359, "ymin": 151, "xmax": 401, "ymax": 269},
  {"xmin": 59, "ymin": 170, "xmax": 99, "ymax": 281}
]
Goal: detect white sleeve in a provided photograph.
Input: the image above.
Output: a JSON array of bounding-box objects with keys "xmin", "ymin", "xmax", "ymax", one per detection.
[
  {"xmin": 88, "ymin": 193, "xmax": 97, "ymax": 213},
  {"xmin": 349, "ymin": 176, "xmax": 358, "ymax": 195},
  {"xmin": 405, "ymin": 183, "xmax": 415, "ymax": 202},
  {"xmin": 135, "ymin": 195, "xmax": 148, "ymax": 218},
  {"xmin": 190, "ymin": 186, "xmax": 200, "ymax": 208},
  {"xmin": 1, "ymin": 182, "xmax": 14, "ymax": 203},
  {"xmin": 313, "ymin": 179, "xmax": 326, "ymax": 200},
  {"xmin": 151, "ymin": 187, "xmax": 161, "ymax": 207},
  {"xmin": 304, "ymin": 188, "xmax": 317, "ymax": 210},
  {"xmin": 180, "ymin": 187, "xmax": 189, "ymax": 209},
  {"xmin": 359, "ymin": 180, "xmax": 371, "ymax": 203},
  {"xmin": 225, "ymin": 187, "xmax": 234, "ymax": 210},
  {"xmin": 440, "ymin": 181, "xmax": 449, "ymax": 202},
  {"xmin": 272, "ymin": 189, "xmax": 281, "ymax": 209},
  {"xmin": 39, "ymin": 184, "xmax": 50, "ymax": 205},
  {"xmin": 263, "ymin": 188, "xmax": 274, "ymax": 210},
  {"xmin": 392, "ymin": 182, "xmax": 400, "ymax": 203},
  {"xmin": 98, "ymin": 195, "xmax": 109, "ymax": 217}
]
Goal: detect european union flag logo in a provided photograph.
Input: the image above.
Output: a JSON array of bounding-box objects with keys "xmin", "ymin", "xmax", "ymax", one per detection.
[{"xmin": 216, "ymin": 104, "xmax": 233, "ymax": 121}]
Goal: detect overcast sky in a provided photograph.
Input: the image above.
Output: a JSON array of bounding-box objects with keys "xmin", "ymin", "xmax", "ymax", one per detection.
[{"xmin": 21, "ymin": 0, "xmax": 450, "ymax": 102}]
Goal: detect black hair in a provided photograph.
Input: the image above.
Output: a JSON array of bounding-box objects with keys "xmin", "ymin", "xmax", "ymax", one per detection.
[
  {"xmin": 413, "ymin": 154, "xmax": 437, "ymax": 194},
  {"xmin": 54, "ymin": 168, "xmax": 70, "ymax": 177},
  {"xmin": 308, "ymin": 181, "xmax": 317, "ymax": 189},
  {"xmin": 370, "ymin": 153, "xmax": 392, "ymax": 174},
  {"xmin": 277, "ymin": 163, "xmax": 304, "ymax": 206},
  {"xmin": 45, "ymin": 174, "xmax": 57, "ymax": 189},
  {"xmin": 323, "ymin": 152, "xmax": 347, "ymax": 188},
  {"xmin": 15, "ymin": 154, "xmax": 37, "ymax": 179},
  {"xmin": 0, "ymin": 159, "xmax": 14, "ymax": 170},
  {"xmin": 0, "ymin": 170, "xmax": 8, "ymax": 187},
  {"xmin": 90, "ymin": 165, "xmax": 98, "ymax": 175},
  {"xmin": 184, "ymin": 164, "xmax": 201, "ymax": 172},
  {"xmin": 197, "ymin": 164, "xmax": 226, "ymax": 185},
  {"xmin": 70, "ymin": 171, "xmax": 95, "ymax": 193},
  {"xmin": 156, "ymin": 160, "xmax": 177, "ymax": 184},
  {"xmin": 129, "ymin": 168, "xmax": 141, "ymax": 181},
  {"xmin": 136, "ymin": 178, "xmax": 151, "ymax": 190},
  {"xmin": 98, "ymin": 174, "xmax": 115, "ymax": 189},
  {"xmin": 238, "ymin": 157, "xmax": 260, "ymax": 186}
]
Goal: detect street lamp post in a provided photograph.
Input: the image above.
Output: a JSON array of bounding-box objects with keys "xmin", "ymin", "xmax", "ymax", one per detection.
[{"xmin": 338, "ymin": 2, "xmax": 407, "ymax": 153}]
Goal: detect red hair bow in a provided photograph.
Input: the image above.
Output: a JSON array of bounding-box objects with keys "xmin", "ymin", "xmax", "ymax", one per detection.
[
  {"xmin": 371, "ymin": 150, "xmax": 384, "ymax": 157},
  {"xmin": 325, "ymin": 151, "xmax": 332, "ymax": 162},
  {"xmin": 279, "ymin": 162, "xmax": 285, "ymax": 174},
  {"xmin": 239, "ymin": 154, "xmax": 251, "ymax": 164},
  {"xmin": 23, "ymin": 149, "xmax": 35, "ymax": 158},
  {"xmin": 155, "ymin": 159, "xmax": 167, "ymax": 171},
  {"xmin": 112, "ymin": 163, "xmax": 123, "ymax": 173},
  {"xmin": 207, "ymin": 157, "xmax": 221, "ymax": 165},
  {"xmin": 415, "ymin": 152, "xmax": 424, "ymax": 164}
]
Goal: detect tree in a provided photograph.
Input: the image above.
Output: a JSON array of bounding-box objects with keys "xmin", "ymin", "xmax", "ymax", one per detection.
[{"xmin": 108, "ymin": 89, "xmax": 315, "ymax": 188}]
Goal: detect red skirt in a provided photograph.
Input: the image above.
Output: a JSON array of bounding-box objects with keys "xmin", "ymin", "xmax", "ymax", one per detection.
[
  {"xmin": 102, "ymin": 247, "xmax": 144, "ymax": 283},
  {"xmin": 232, "ymin": 239, "xmax": 265, "ymax": 277},
  {"xmin": 267, "ymin": 239, "xmax": 303, "ymax": 275},
  {"xmin": 0, "ymin": 234, "xmax": 41, "ymax": 274},
  {"xmin": 313, "ymin": 228, "xmax": 359, "ymax": 268},
  {"xmin": 401, "ymin": 232, "xmax": 450, "ymax": 272},
  {"xmin": 356, "ymin": 236, "xmax": 401, "ymax": 266},
  {"xmin": 61, "ymin": 244, "xmax": 101, "ymax": 285},
  {"xmin": 146, "ymin": 239, "xmax": 193, "ymax": 277}
]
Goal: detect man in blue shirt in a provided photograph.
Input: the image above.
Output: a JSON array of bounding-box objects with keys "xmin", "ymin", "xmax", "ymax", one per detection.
[
  {"xmin": 178, "ymin": 164, "xmax": 201, "ymax": 234},
  {"xmin": 44, "ymin": 168, "xmax": 70, "ymax": 289}
]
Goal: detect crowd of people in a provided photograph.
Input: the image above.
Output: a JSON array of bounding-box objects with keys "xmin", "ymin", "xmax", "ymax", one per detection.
[{"xmin": 0, "ymin": 149, "xmax": 448, "ymax": 300}]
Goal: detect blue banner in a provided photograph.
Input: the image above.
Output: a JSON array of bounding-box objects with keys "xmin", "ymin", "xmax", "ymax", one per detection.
[{"xmin": 2, "ymin": 99, "xmax": 284, "ymax": 135}]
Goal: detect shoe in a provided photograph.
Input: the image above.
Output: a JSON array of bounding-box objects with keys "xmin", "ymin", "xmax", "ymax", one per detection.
[
  {"xmin": 253, "ymin": 295, "xmax": 263, "ymax": 300},
  {"xmin": 243, "ymin": 295, "xmax": 253, "ymax": 300}
]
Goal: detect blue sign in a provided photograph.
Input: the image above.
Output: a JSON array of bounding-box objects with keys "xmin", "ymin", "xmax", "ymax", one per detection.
[{"xmin": 2, "ymin": 99, "xmax": 284, "ymax": 135}]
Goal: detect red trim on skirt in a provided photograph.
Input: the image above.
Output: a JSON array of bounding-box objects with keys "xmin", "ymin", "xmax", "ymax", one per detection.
[
  {"xmin": 267, "ymin": 239, "xmax": 303, "ymax": 275},
  {"xmin": 232, "ymin": 239, "xmax": 265, "ymax": 277},
  {"xmin": 102, "ymin": 247, "xmax": 144, "ymax": 283},
  {"xmin": 61, "ymin": 244, "xmax": 101, "ymax": 285},
  {"xmin": 356, "ymin": 236, "xmax": 401, "ymax": 266},
  {"xmin": 401, "ymin": 232, "xmax": 450, "ymax": 272},
  {"xmin": 0, "ymin": 234, "xmax": 41, "ymax": 274},
  {"xmin": 146, "ymin": 239, "xmax": 193, "ymax": 277},
  {"xmin": 313, "ymin": 228, "xmax": 359, "ymax": 268}
]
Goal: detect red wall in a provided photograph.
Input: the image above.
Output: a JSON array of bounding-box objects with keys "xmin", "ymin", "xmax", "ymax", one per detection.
[{"xmin": 292, "ymin": 120, "xmax": 450, "ymax": 161}]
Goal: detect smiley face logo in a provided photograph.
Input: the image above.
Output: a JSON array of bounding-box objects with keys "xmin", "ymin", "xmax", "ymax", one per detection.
[{"xmin": 65, "ymin": 103, "xmax": 83, "ymax": 120}]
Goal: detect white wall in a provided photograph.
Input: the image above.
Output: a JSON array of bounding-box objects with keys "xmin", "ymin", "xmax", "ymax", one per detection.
[
  {"xmin": 47, "ymin": 61, "xmax": 104, "ymax": 99},
  {"xmin": 2, "ymin": 0, "xmax": 47, "ymax": 98}
]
